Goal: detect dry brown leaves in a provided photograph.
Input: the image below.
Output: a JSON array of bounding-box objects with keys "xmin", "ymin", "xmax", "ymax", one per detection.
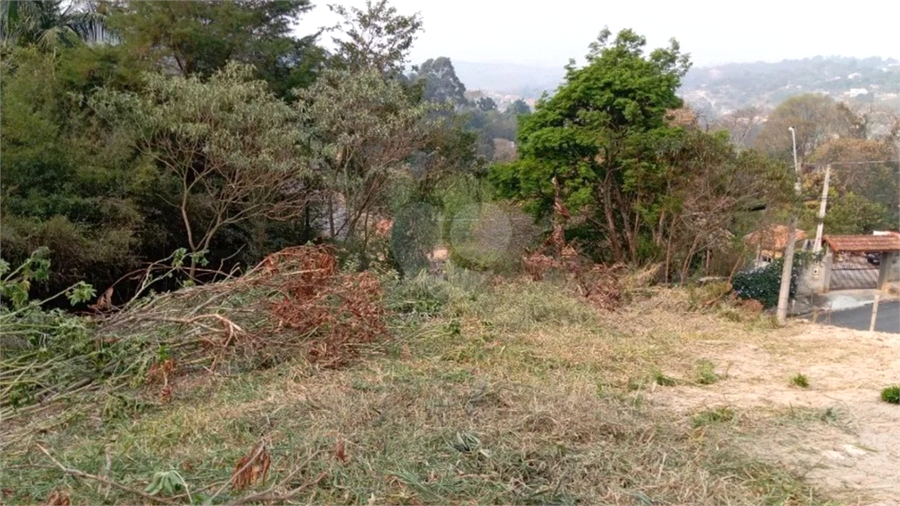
[
  {"xmin": 147, "ymin": 358, "xmax": 176, "ymax": 403},
  {"xmin": 45, "ymin": 490, "xmax": 70, "ymax": 506},
  {"xmin": 267, "ymin": 246, "xmax": 387, "ymax": 368},
  {"xmin": 89, "ymin": 286, "xmax": 114, "ymax": 313},
  {"xmin": 146, "ymin": 359, "xmax": 175, "ymax": 384},
  {"xmin": 231, "ymin": 442, "xmax": 271, "ymax": 491},
  {"xmin": 574, "ymin": 263, "xmax": 627, "ymax": 311},
  {"xmin": 522, "ymin": 251, "xmax": 555, "ymax": 281},
  {"xmin": 522, "ymin": 242, "xmax": 626, "ymax": 311},
  {"xmin": 735, "ymin": 297, "xmax": 764, "ymax": 313},
  {"xmin": 334, "ymin": 439, "xmax": 349, "ymax": 464}
]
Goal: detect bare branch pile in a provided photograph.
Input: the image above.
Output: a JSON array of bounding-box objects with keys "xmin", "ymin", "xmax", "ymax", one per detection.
[{"xmin": 1, "ymin": 246, "xmax": 388, "ymax": 431}]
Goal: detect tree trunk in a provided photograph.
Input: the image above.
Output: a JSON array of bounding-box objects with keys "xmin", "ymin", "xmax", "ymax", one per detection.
[
  {"xmin": 600, "ymin": 180, "xmax": 624, "ymax": 263},
  {"xmin": 680, "ymin": 235, "xmax": 702, "ymax": 284},
  {"xmin": 664, "ymin": 232, "xmax": 674, "ymax": 284},
  {"xmin": 328, "ymin": 193, "xmax": 335, "ymax": 239},
  {"xmin": 615, "ymin": 187, "xmax": 638, "ymax": 264},
  {"xmin": 654, "ymin": 209, "xmax": 666, "ymax": 247}
]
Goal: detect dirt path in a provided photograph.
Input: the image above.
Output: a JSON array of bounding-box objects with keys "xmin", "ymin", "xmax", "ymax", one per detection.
[{"xmin": 650, "ymin": 322, "xmax": 900, "ymax": 505}]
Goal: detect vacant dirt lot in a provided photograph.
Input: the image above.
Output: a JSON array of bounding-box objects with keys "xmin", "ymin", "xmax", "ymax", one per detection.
[{"xmin": 651, "ymin": 321, "xmax": 900, "ymax": 505}]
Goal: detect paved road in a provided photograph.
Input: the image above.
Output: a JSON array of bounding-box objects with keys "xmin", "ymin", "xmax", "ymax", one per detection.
[{"xmin": 823, "ymin": 300, "xmax": 900, "ymax": 333}]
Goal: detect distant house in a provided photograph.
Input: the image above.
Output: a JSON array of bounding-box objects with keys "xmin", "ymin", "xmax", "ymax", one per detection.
[{"xmin": 744, "ymin": 225, "xmax": 808, "ymax": 265}]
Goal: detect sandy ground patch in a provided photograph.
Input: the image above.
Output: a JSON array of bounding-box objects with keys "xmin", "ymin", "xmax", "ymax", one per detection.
[{"xmin": 650, "ymin": 322, "xmax": 900, "ymax": 505}]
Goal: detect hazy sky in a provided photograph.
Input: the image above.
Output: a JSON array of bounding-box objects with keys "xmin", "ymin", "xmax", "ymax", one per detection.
[{"xmin": 294, "ymin": 0, "xmax": 898, "ymax": 69}]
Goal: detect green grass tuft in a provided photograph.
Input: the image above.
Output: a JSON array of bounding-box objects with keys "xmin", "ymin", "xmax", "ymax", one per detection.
[
  {"xmin": 692, "ymin": 406, "xmax": 736, "ymax": 427},
  {"xmin": 652, "ymin": 369, "xmax": 677, "ymax": 386},
  {"xmin": 696, "ymin": 360, "xmax": 720, "ymax": 385},
  {"xmin": 790, "ymin": 373, "xmax": 809, "ymax": 388},
  {"xmin": 881, "ymin": 385, "xmax": 900, "ymax": 404}
]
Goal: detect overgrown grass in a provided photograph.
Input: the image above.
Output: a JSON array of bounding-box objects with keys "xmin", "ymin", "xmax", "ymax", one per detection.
[{"xmin": 0, "ymin": 271, "xmax": 830, "ymax": 505}]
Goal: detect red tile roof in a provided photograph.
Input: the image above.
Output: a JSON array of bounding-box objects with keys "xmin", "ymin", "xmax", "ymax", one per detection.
[
  {"xmin": 823, "ymin": 234, "xmax": 900, "ymax": 253},
  {"xmin": 744, "ymin": 225, "xmax": 807, "ymax": 251}
]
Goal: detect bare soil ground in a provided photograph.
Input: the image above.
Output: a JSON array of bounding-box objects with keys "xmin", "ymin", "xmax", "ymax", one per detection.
[{"xmin": 650, "ymin": 321, "xmax": 900, "ymax": 505}]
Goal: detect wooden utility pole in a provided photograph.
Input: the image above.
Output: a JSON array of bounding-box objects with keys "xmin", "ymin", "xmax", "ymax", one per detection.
[
  {"xmin": 776, "ymin": 127, "xmax": 802, "ymax": 325},
  {"xmin": 812, "ymin": 164, "xmax": 831, "ymax": 254}
]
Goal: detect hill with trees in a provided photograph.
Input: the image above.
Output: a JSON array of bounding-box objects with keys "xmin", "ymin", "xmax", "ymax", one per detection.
[
  {"xmin": 451, "ymin": 56, "xmax": 900, "ymax": 121},
  {"xmin": 681, "ymin": 56, "xmax": 900, "ymax": 118}
]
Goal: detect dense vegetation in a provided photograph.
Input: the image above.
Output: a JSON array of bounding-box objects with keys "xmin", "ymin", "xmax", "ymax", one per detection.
[
  {"xmin": 2, "ymin": 2, "xmax": 898, "ymax": 504},
  {"xmin": 0, "ymin": 0, "xmax": 537, "ymax": 302},
  {"xmin": 3, "ymin": 0, "xmax": 896, "ymax": 303}
]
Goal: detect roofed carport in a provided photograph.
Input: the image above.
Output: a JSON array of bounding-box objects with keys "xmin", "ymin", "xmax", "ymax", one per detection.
[
  {"xmin": 823, "ymin": 234, "xmax": 900, "ymax": 254},
  {"xmin": 821, "ymin": 234, "xmax": 900, "ymax": 292}
]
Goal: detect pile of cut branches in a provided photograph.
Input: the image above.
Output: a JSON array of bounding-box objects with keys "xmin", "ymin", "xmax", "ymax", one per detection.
[
  {"xmin": 1, "ymin": 245, "xmax": 388, "ymax": 431},
  {"xmin": 263, "ymin": 246, "xmax": 386, "ymax": 367}
]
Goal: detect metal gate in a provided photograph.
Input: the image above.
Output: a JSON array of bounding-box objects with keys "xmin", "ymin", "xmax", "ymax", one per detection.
[{"xmin": 830, "ymin": 253, "xmax": 879, "ymax": 290}]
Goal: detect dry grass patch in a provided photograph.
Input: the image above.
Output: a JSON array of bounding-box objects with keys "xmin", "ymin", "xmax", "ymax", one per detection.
[{"xmin": 0, "ymin": 274, "xmax": 832, "ymax": 505}]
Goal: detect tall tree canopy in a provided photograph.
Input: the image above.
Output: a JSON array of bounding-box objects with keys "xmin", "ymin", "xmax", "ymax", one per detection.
[
  {"xmin": 91, "ymin": 63, "xmax": 310, "ymax": 275},
  {"xmin": 753, "ymin": 94, "xmax": 866, "ymax": 162},
  {"xmin": 506, "ymin": 99, "xmax": 531, "ymax": 116},
  {"xmin": 410, "ymin": 56, "xmax": 467, "ymax": 106},
  {"xmin": 327, "ymin": 0, "xmax": 421, "ymax": 76},
  {"xmin": 490, "ymin": 28, "xmax": 691, "ymax": 264},
  {"xmin": 105, "ymin": 0, "xmax": 323, "ymax": 96},
  {"xmin": 295, "ymin": 67, "xmax": 433, "ymax": 241}
]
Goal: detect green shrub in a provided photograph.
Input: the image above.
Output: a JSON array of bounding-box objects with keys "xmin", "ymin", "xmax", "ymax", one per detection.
[
  {"xmin": 881, "ymin": 385, "xmax": 900, "ymax": 404},
  {"xmin": 731, "ymin": 257, "xmax": 801, "ymax": 309},
  {"xmin": 1, "ymin": 250, "xmax": 99, "ymax": 409},
  {"xmin": 390, "ymin": 202, "xmax": 441, "ymax": 277},
  {"xmin": 383, "ymin": 271, "xmax": 450, "ymax": 316}
]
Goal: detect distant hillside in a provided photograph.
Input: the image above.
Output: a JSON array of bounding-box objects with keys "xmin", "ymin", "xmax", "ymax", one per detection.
[
  {"xmin": 452, "ymin": 61, "xmax": 565, "ymax": 99},
  {"xmin": 455, "ymin": 57, "xmax": 900, "ymax": 118},
  {"xmin": 680, "ymin": 56, "xmax": 900, "ymax": 117}
]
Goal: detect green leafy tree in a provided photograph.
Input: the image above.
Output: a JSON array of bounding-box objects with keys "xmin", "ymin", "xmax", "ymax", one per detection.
[
  {"xmin": 476, "ymin": 96, "xmax": 497, "ymax": 111},
  {"xmin": 817, "ymin": 192, "xmax": 891, "ymax": 234},
  {"xmin": 410, "ymin": 56, "xmax": 467, "ymax": 106},
  {"xmin": 792, "ymin": 138, "xmax": 898, "ymax": 235},
  {"xmin": 506, "ymin": 99, "xmax": 531, "ymax": 116},
  {"xmin": 809, "ymin": 138, "xmax": 898, "ymax": 210},
  {"xmin": 91, "ymin": 63, "xmax": 310, "ymax": 276},
  {"xmin": 105, "ymin": 0, "xmax": 323, "ymax": 96},
  {"xmin": 295, "ymin": 68, "xmax": 432, "ymax": 243},
  {"xmin": 327, "ymin": 0, "xmax": 421, "ymax": 76},
  {"xmin": 490, "ymin": 28, "xmax": 691, "ymax": 264},
  {"xmin": 1, "ymin": 45, "xmax": 145, "ymax": 295}
]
